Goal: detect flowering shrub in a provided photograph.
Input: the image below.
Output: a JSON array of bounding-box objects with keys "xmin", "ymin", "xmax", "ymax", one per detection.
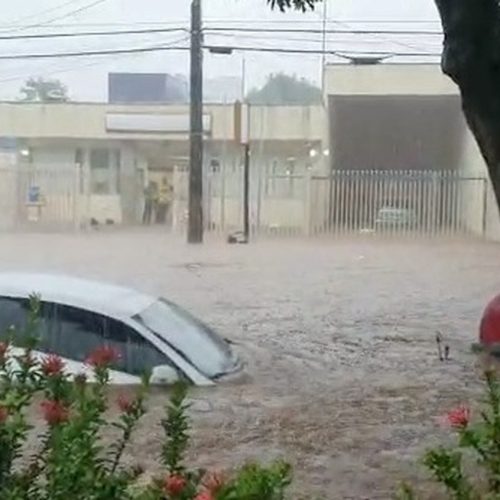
[
  {"xmin": 398, "ymin": 370, "xmax": 500, "ymax": 499},
  {"xmin": 0, "ymin": 297, "xmax": 292, "ymax": 500}
]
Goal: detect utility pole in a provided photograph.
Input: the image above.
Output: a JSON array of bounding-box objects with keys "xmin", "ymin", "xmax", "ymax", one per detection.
[{"xmin": 188, "ymin": 0, "xmax": 203, "ymax": 243}]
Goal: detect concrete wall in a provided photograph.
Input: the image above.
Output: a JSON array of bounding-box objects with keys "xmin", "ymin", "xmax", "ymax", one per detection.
[
  {"xmin": 324, "ymin": 63, "xmax": 458, "ymax": 96},
  {"xmin": 0, "ymin": 102, "xmax": 324, "ymax": 143},
  {"xmin": 458, "ymin": 129, "xmax": 500, "ymax": 241},
  {"xmin": 329, "ymin": 94, "xmax": 464, "ymax": 171}
]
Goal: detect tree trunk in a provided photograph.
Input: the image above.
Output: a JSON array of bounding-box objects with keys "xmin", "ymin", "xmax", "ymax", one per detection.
[{"xmin": 435, "ymin": 0, "xmax": 500, "ymax": 210}]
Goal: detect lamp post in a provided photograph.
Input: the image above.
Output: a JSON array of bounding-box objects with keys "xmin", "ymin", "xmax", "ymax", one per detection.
[{"xmin": 209, "ymin": 47, "xmax": 250, "ymax": 242}]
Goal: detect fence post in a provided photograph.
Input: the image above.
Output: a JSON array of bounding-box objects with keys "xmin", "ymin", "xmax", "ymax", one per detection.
[
  {"xmin": 82, "ymin": 163, "xmax": 91, "ymax": 231},
  {"xmin": 73, "ymin": 165, "xmax": 81, "ymax": 232},
  {"xmin": 304, "ymin": 170, "xmax": 312, "ymax": 236}
]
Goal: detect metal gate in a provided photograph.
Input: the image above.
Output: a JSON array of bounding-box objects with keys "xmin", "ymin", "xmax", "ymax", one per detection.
[
  {"xmin": 309, "ymin": 170, "xmax": 487, "ymax": 238},
  {"xmin": 190, "ymin": 168, "xmax": 488, "ymax": 239},
  {"xmin": 0, "ymin": 164, "xmax": 86, "ymax": 231}
]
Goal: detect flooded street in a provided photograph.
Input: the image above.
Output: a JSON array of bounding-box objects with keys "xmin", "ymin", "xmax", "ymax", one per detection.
[{"xmin": 1, "ymin": 231, "xmax": 499, "ymax": 498}]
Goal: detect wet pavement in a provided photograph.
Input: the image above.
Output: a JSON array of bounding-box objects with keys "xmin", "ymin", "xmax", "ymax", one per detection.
[{"xmin": 1, "ymin": 231, "xmax": 499, "ymax": 498}]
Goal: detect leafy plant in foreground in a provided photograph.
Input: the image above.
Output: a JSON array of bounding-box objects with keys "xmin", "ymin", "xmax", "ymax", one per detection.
[{"xmin": 0, "ymin": 298, "xmax": 292, "ymax": 500}]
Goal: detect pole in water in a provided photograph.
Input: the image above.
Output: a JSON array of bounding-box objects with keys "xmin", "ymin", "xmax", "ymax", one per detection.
[
  {"xmin": 243, "ymin": 142, "xmax": 250, "ymax": 242},
  {"xmin": 188, "ymin": 0, "xmax": 204, "ymax": 244},
  {"xmin": 436, "ymin": 331, "xmax": 443, "ymax": 361}
]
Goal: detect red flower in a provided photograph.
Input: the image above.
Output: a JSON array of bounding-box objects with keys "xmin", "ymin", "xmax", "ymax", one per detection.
[
  {"xmin": 117, "ymin": 394, "xmax": 134, "ymax": 414},
  {"xmin": 203, "ymin": 471, "xmax": 225, "ymax": 494},
  {"xmin": 446, "ymin": 405, "xmax": 471, "ymax": 429},
  {"xmin": 0, "ymin": 342, "xmax": 9, "ymax": 363},
  {"xmin": 85, "ymin": 345, "xmax": 120, "ymax": 368},
  {"xmin": 0, "ymin": 406, "xmax": 8, "ymax": 424},
  {"xmin": 195, "ymin": 492, "xmax": 214, "ymax": 500},
  {"xmin": 41, "ymin": 354, "xmax": 65, "ymax": 377},
  {"xmin": 164, "ymin": 474, "xmax": 187, "ymax": 496},
  {"xmin": 40, "ymin": 400, "xmax": 69, "ymax": 425}
]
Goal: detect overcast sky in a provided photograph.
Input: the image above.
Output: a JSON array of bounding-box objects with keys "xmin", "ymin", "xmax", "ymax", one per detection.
[{"xmin": 0, "ymin": 0, "xmax": 442, "ymax": 101}]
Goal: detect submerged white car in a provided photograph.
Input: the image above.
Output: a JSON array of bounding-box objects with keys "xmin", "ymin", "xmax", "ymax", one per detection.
[{"xmin": 0, "ymin": 273, "xmax": 241, "ymax": 386}]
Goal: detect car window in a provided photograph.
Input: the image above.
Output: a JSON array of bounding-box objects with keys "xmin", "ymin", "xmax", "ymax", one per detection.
[
  {"xmin": 135, "ymin": 299, "xmax": 235, "ymax": 379},
  {"xmin": 0, "ymin": 297, "xmax": 53, "ymax": 348},
  {"xmin": 0, "ymin": 298, "xmax": 173, "ymax": 377},
  {"xmin": 51, "ymin": 304, "xmax": 105, "ymax": 362},
  {"xmin": 53, "ymin": 304, "xmax": 170, "ymax": 375},
  {"xmin": 102, "ymin": 316, "xmax": 171, "ymax": 375}
]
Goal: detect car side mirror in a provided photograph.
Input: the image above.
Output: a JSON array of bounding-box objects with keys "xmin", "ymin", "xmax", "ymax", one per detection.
[{"xmin": 151, "ymin": 364, "xmax": 181, "ymax": 385}]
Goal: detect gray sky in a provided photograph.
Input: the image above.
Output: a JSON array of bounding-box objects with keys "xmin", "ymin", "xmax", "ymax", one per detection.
[{"xmin": 0, "ymin": 0, "xmax": 442, "ymax": 101}]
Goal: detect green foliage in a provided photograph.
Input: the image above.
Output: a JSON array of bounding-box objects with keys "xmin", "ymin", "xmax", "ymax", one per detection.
[
  {"xmin": 218, "ymin": 461, "xmax": 292, "ymax": 500},
  {"xmin": 247, "ymin": 73, "xmax": 322, "ymax": 105},
  {"xmin": 400, "ymin": 370, "xmax": 500, "ymax": 499},
  {"xmin": 0, "ymin": 299, "xmax": 292, "ymax": 500},
  {"xmin": 19, "ymin": 77, "xmax": 69, "ymax": 102},
  {"xmin": 161, "ymin": 382, "xmax": 190, "ymax": 474}
]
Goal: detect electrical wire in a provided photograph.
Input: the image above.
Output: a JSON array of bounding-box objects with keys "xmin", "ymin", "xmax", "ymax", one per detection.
[
  {"xmin": 0, "ymin": 25, "xmax": 443, "ymax": 43},
  {"xmin": 17, "ymin": 0, "xmax": 112, "ymax": 33},
  {"xmin": 1, "ymin": 0, "xmax": 87, "ymax": 30},
  {"xmin": 206, "ymin": 31, "xmax": 440, "ymax": 49},
  {"xmin": 0, "ymin": 42, "xmax": 190, "ymax": 61},
  {"xmin": 205, "ymin": 27, "xmax": 442, "ymax": 36},
  {"xmin": 0, "ymin": 35, "xmax": 191, "ymax": 86},
  {"xmin": 0, "ymin": 27, "xmax": 187, "ymax": 41},
  {"xmin": 0, "ymin": 43, "xmax": 440, "ymax": 61}
]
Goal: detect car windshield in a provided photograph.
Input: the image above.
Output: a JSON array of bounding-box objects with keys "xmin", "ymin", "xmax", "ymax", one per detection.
[
  {"xmin": 134, "ymin": 299, "xmax": 235, "ymax": 379},
  {"xmin": 379, "ymin": 208, "xmax": 412, "ymax": 219}
]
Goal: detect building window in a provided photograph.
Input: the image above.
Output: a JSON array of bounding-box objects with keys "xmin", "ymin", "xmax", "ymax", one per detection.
[{"xmin": 89, "ymin": 148, "xmax": 121, "ymax": 194}]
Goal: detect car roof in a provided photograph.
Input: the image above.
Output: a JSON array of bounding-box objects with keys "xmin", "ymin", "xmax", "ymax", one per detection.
[{"xmin": 0, "ymin": 273, "xmax": 156, "ymax": 319}]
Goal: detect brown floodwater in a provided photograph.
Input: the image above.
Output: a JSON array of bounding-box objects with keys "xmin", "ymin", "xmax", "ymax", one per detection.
[{"xmin": 1, "ymin": 231, "xmax": 499, "ymax": 498}]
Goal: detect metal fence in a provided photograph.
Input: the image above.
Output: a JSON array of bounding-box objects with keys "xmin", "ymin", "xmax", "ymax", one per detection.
[
  {"xmin": 203, "ymin": 169, "xmax": 488, "ymax": 239},
  {"xmin": 0, "ymin": 165, "xmax": 85, "ymax": 231}
]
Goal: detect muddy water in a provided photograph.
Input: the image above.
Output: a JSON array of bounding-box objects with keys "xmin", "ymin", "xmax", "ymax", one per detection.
[{"xmin": 1, "ymin": 232, "xmax": 499, "ymax": 498}]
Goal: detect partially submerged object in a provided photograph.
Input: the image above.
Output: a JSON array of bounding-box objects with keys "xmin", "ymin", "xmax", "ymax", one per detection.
[{"xmin": 0, "ymin": 273, "xmax": 242, "ymax": 386}]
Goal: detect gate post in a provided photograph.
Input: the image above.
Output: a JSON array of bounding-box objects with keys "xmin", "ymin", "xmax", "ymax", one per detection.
[{"xmin": 303, "ymin": 170, "xmax": 312, "ymax": 236}]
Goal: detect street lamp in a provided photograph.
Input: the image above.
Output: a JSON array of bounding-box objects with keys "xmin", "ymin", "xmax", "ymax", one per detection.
[{"xmin": 208, "ymin": 46, "xmax": 250, "ymax": 242}]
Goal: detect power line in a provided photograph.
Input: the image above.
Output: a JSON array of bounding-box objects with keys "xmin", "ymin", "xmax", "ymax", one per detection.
[
  {"xmin": 0, "ymin": 18, "xmax": 442, "ymax": 30},
  {"xmin": 1, "ymin": 0, "xmax": 86, "ymax": 30},
  {"xmin": 0, "ymin": 35, "xmax": 191, "ymax": 85},
  {"xmin": 0, "ymin": 26, "xmax": 443, "ymax": 42},
  {"xmin": 14, "ymin": 0, "xmax": 112, "ymax": 33},
  {"xmin": 0, "ymin": 26, "xmax": 442, "ymax": 43},
  {"xmin": 205, "ymin": 27, "xmax": 442, "ymax": 36},
  {"xmin": 0, "ymin": 27, "xmax": 187, "ymax": 41},
  {"xmin": 204, "ymin": 45, "xmax": 440, "ymax": 57},
  {"xmin": 0, "ymin": 43, "xmax": 440, "ymax": 61},
  {"xmin": 207, "ymin": 31, "xmax": 441, "ymax": 48},
  {"xmin": 0, "ymin": 43, "xmax": 190, "ymax": 60},
  {"xmin": 39, "ymin": 0, "xmax": 111, "ymax": 25}
]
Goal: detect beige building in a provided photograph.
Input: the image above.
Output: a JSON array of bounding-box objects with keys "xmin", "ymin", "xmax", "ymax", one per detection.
[
  {"xmin": 0, "ymin": 102, "xmax": 324, "ymax": 230},
  {"xmin": 323, "ymin": 63, "xmax": 500, "ymax": 241},
  {"xmin": 0, "ymin": 63, "xmax": 498, "ymax": 239}
]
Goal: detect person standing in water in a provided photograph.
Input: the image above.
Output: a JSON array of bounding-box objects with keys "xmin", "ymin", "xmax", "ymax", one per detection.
[
  {"xmin": 142, "ymin": 181, "xmax": 157, "ymax": 224},
  {"xmin": 156, "ymin": 178, "xmax": 172, "ymax": 224}
]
